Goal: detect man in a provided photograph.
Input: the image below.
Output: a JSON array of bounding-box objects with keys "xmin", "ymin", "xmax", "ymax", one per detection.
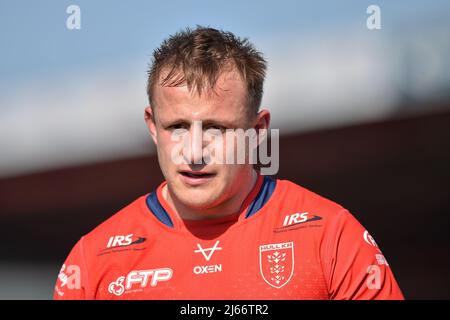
[{"xmin": 54, "ymin": 26, "xmax": 404, "ymax": 299}]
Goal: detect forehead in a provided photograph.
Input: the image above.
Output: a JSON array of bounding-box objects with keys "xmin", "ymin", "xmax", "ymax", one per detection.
[{"xmin": 152, "ymin": 70, "xmax": 248, "ymax": 122}]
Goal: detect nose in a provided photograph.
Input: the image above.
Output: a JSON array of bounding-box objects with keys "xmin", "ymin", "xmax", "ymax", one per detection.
[{"xmin": 183, "ymin": 120, "xmax": 204, "ymax": 164}]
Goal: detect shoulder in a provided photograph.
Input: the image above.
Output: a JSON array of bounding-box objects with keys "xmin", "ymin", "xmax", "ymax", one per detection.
[
  {"xmin": 277, "ymin": 180, "xmax": 364, "ymax": 233},
  {"xmin": 274, "ymin": 178, "xmax": 348, "ymax": 218},
  {"xmin": 80, "ymin": 194, "xmax": 150, "ymax": 254},
  {"xmin": 271, "ymin": 178, "xmax": 363, "ymax": 245}
]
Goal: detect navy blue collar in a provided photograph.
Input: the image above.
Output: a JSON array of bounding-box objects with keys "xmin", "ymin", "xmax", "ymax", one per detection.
[{"xmin": 146, "ymin": 176, "xmax": 276, "ymax": 228}]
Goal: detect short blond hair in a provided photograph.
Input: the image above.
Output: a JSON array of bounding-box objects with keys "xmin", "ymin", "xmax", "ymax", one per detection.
[{"xmin": 147, "ymin": 26, "xmax": 267, "ymax": 116}]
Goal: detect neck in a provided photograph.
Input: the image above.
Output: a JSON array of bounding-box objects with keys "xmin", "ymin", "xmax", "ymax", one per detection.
[{"xmin": 163, "ymin": 169, "xmax": 258, "ymax": 221}]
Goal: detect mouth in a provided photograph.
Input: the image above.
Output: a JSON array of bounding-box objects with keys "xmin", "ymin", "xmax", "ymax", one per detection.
[{"xmin": 179, "ymin": 170, "xmax": 216, "ymax": 186}]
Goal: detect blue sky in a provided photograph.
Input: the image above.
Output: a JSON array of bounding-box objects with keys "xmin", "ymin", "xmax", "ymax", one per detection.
[{"xmin": 1, "ymin": 0, "xmax": 449, "ymax": 90}]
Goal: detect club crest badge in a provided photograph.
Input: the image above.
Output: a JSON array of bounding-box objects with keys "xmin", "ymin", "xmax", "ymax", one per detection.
[{"xmin": 259, "ymin": 241, "xmax": 294, "ymax": 289}]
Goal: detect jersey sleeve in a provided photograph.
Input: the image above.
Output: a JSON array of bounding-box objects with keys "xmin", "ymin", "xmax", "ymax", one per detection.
[
  {"xmin": 321, "ymin": 210, "xmax": 404, "ymax": 300},
  {"xmin": 54, "ymin": 237, "xmax": 91, "ymax": 300}
]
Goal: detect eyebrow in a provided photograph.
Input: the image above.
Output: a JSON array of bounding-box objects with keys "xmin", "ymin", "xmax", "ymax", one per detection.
[
  {"xmin": 202, "ymin": 119, "xmax": 237, "ymax": 128},
  {"xmin": 161, "ymin": 118, "xmax": 238, "ymax": 128}
]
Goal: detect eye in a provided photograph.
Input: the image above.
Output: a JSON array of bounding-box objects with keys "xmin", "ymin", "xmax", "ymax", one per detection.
[
  {"xmin": 204, "ymin": 125, "xmax": 226, "ymax": 133},
  {"xmin": 167, "ymin": 123, "xmax": 188, "ymax": 130}
]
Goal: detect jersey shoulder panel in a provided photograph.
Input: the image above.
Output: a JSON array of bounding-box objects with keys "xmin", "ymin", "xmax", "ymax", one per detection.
[
  {"xmin": 264, "ymin": 179, "xmax": 350, "ymax": 239},
  {"xmin": 275, "ymin": 178, "xmax": 347, "ymax": 218},
  {"xmin": 54, "ymin": 194, "xmax": 153, "ymax": 299},
  {"xmin": 274, "ymin": 179, "xmax": 369, "ymax": 254},
  {"xmin": 81, "ymin": 195, "xmax": 150, "ymax": 255}
]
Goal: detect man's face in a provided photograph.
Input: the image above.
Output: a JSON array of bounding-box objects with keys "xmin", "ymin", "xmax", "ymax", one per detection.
[{"xmin": 146, "ymin": 70, "xmax": 259, "ymax": 212}]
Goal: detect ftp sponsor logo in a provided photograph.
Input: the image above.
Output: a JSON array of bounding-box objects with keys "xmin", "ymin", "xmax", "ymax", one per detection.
[
  {"xmin": 273, "ymin": 212, "xmax": 322, "ymax": 233},
  {"xmin": 193, "ymin": 241, "xmax": 223, "ymax": 275},
  {"xmin": 108, "ymin": 268, "xmax": 173, "ymax": 296}
]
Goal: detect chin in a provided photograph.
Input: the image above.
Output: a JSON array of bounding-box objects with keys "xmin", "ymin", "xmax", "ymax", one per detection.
[{"xmin": 172, "ymin": 186, "xmax": 217, "ymax": 208}]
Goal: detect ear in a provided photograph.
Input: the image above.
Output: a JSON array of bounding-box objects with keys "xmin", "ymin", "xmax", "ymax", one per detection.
[
  {"xmin": 253, "ymin": 109, "xmax": 271, "ymax": 146},
  {"xmin": 254, "ymin": 109, "xmax": 270, "ymax": 131},
  {"xmin": 144, "ymin": 105, "xmax": 158, "ymax": 146}
]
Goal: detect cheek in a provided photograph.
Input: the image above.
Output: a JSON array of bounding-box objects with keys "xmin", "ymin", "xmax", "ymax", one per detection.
[
  {"xmin": 218, "ymin": 134, "xmax": 246, "ymax": 165},
  {"xmin": 208, "ymin": 134, "xmax": 236, "ymax": 162},
  {"xmin": 156, "ymin": 132, "xmax": 178, "ymax": 166}
]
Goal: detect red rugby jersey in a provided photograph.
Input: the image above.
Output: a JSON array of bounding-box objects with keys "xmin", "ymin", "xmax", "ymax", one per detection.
[{"xmin": 54, "ymin": 176, "xmax": 404, "ymax": 299}]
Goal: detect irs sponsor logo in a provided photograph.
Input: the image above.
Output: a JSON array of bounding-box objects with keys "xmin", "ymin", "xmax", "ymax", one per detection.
[
  {"xmin": 259, "ymin": 241, "xmax": 294, "ymax": 289},
  {"xmin": 108, "ymin": 268, "xmax": 173, "ymax": 296},
  {"xmin": 282, "ymin": 212, "xmax": 322, "ymax": 227},
  {"xmin": 273, "ymin": 212, "xmax": 322, "ymax": 233},
  {"xmin": 193, "ymin": 240, "xmax": 223, "ymax": 275},
  {"xmin": 98, "ymin": 234, "xmax": 146, "ymax": 256},
  {"xmin": 106, "ymin": 234, "xmax": 146, "ymax": 248}
]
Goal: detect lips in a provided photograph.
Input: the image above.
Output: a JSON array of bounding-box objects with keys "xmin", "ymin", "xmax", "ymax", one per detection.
[
  {"xmin": 179, "ymin": 170, "xmax": 216, "ymax": 186},
  {"xmin": 180, "ymin": 171, "xmax": 214, "ymax": 178}
]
